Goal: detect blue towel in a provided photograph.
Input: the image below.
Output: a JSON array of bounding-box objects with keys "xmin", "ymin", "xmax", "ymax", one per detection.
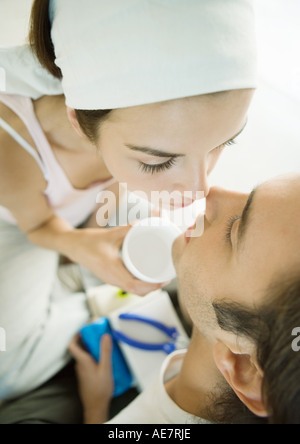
[{"xmin": 80, "ymin": 317, "xmax": 133, "ymax": 398}]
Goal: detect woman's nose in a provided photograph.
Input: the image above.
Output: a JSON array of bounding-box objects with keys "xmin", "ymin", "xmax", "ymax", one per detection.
[{"xmin": 173, "ymin": 169, "xmax": 210, "ymax": 201}]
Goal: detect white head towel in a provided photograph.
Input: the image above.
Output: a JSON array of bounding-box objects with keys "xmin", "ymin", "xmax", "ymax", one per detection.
[
  {"xmin": 0, "ymin": 45, "xmax": 63, "ymax": 99},
  {"xmin": 1, "ymin": 0, "xmax": 257, "ymax": 110},
  {"xmin": 50, "ymin": 0, "xmax": 258, "ymax": 110}
]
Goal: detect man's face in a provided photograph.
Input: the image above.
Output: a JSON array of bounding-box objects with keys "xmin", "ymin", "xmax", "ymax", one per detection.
[{"xmin": 173, "ymin": 174, "xmax": 300, "ymax": 344}]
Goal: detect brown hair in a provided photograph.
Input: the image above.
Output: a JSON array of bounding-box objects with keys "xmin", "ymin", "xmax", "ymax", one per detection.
[
  {"xmin": 211, "ymin": 275, "xmax": 300, "ymax": 424},
  {"xmin": 29, "ymin": 0, "xmax": 112, "ymax": 143}
]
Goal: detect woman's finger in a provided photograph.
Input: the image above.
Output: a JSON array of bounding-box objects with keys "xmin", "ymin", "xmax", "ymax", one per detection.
[
  {"xmin": 109, "ymin": 224, "xmax": 133, "ymax": 248},
  {"xmin": 114, "ymin": 258, "xmax": 163, "ymax": 296}
]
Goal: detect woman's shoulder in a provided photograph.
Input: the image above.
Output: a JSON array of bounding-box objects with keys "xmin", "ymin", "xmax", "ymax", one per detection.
[
  {"xmin": 0, "ymin": 102, "xmax": 46, "ymax": 194},
  {"xmin": 0, "ymin": 101, "xmax": 38, "ymax": 155}
]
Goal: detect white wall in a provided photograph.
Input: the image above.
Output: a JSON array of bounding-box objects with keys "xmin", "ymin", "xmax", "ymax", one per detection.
[
  {"xmin": 0, "ymin": 0, "xmax": 33, "ymax": 48},
  {"xmin": 210, "ymin": 0, "xmax": 300, "ymax": 192}
]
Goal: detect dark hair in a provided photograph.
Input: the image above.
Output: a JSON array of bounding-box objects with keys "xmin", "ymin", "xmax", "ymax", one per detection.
[
  {"xmin": 29, "ymin": 0, "xmax": 112, "ymax": 143},
  {"xmin": 211, "ymin": 275, "xmax": 300, "ymax": 424}
]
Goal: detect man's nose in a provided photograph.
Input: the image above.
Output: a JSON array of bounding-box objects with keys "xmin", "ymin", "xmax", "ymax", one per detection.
[{"xmin": 205, "ymin": 187, "xmax": 249, "ymax": 223}]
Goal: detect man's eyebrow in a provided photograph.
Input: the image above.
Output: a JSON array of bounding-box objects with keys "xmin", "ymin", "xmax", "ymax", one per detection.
[
  {"xmin": 237, "ymin": 187, "xmax": 258, "ymax": 250},
  {"xmin": 125, "ymin": 121, "xmax": 248, "ymax": 159}
]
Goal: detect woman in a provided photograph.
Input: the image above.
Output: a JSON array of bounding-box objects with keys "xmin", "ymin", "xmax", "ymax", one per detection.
[{"xmin": 0, "ymin": 0, "xmax": 257, "ymax": 406}]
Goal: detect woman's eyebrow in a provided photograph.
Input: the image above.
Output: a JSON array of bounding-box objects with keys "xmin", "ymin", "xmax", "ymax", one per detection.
[
  {"xmin": 125, "ymin": 120, "xmax": 248, "ymax": 159},
  {"xmin": 125, "ymin": 144, "xmax": 185, "ymax": 158}
]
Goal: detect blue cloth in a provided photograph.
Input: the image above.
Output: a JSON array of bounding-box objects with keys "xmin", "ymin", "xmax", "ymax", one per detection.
[{"xmin": 80, "ymin": 318, "xmax": 133, "ymax": 398}]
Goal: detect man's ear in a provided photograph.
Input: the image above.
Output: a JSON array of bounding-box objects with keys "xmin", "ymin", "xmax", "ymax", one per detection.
[
  {"xmin": 213, "ymin": 342, "xmax": 268, "ymax": 418},
  {"xmin": 66, "ymin": 107, "xmax": 86, "ymax": 138}
]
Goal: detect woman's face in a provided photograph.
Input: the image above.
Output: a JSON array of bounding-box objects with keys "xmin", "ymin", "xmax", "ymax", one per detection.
[{"xmin": 98, "ymin": 89, "xmax": 254, "ymax": 207}]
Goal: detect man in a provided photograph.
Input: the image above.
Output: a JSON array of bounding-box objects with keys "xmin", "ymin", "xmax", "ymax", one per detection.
[{"xmin": 69, "ymin": 173, "xmax": 300, "ymax": 424}]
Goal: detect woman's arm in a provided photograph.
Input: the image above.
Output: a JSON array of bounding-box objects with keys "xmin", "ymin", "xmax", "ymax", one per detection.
[
  {"xmin": 0, "ymin": 131, "xmax": 76, "ymax": 252},
  {"xmin": 0, "ymin": 137, "xmax": 163, "ymax": 295}
]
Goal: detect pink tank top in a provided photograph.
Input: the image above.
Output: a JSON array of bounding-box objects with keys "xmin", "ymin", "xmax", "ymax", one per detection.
[{"xmin": 0, "ymin": 94, "xmax": 116, "ymax": 227}]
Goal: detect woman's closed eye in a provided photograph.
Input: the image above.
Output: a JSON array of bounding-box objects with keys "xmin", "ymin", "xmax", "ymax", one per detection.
[
  {"xmin": 214, "ymin": 138, "xmax": 237, "ymax": 153},
  {"xmin": 138, "ymin": 157, "xmax": 177, "ymax": 175},
  {"xmin": 138, "ymin": 137, "xmax": 237, "ymax": 175}
]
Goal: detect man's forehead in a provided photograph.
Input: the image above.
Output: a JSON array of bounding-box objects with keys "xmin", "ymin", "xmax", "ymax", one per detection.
[
  {"xmin": 242, "ymin": 176, "xmax": 300, "ymax": 238},
  {"xmin": 262, "ymin": 174, "xmax": 300, "ymax": 205},
  {"xmin": 236, "ymin": 178, "xmax": 300, "ymax": 301}
]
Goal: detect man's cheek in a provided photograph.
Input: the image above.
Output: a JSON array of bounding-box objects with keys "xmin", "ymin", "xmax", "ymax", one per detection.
[
  {"xmin": 172, "ymin": 235, "xmax": 187, "ymax": 269},
  {"xmin": 177, "ymin": 267, "xmax": 198, "ymax": 313}
]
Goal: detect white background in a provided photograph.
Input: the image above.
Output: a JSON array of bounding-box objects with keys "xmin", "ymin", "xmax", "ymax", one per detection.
[
  {"xmin": 0, "ymin": 0, "xmax": 300, "ymax": 193},
  {"xmin": 210, "ymin": 0, "xmax": 300, "ymax": 191}
]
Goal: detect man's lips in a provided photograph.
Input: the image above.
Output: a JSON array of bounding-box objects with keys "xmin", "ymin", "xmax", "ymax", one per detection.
[{"xmin": 185, "ymin": 224, "xmax": 196, "ymax": 243}]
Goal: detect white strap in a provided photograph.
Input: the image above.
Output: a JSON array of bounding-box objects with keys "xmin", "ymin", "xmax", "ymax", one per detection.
[{"xmin": 0, "ymin": 116, "xmax": 49, "ymax": 181}]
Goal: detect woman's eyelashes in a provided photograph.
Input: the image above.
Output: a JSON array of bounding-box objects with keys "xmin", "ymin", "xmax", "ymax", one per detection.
[
  {"xmin": 225, "ymin": 138, "xmax": 237, "ymax": 147},
  {"xmin": 214, "ymin": 138, "xmax": 237, "ymax": 153},
  {"xmin": 138, "ymin": 157, "xmax": 177, "ymax": 175}
]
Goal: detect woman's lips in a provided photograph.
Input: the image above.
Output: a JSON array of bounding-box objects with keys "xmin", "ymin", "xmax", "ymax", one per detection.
[{"xmin": 170, "ymin": 200, "xmax": 195, "ymax": 209}]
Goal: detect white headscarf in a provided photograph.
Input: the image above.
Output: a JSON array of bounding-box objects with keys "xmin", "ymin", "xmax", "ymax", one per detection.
[
  {"xmin": 0, "ymin": 45, "xmax": 63, "ymax": 99},
  {"xmin": 1, "ymin": 0, "xmax": 257, "ymax": 110}
]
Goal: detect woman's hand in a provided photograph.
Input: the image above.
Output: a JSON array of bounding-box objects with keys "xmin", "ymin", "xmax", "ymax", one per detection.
[
  {"xmin": 27, "ymin": 214, "xmax": 169, "ymax": 296},
  {"xmin": 67, "ymin": 225, "xmax": 167, "ymax": 296},
  {"xmin": 69, "ymin": 334, "xmax": 114, "ymax": 424}
]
